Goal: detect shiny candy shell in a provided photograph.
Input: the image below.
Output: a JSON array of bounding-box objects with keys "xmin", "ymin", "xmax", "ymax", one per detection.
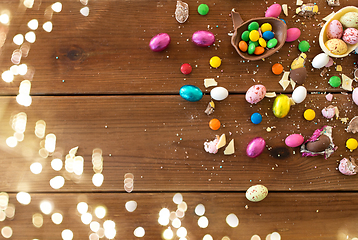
[
  {"xmin": 149, "ymin": 33, "xmax": 171, "ymax": 52},
  {"xmin": 312, "ymin": 53, "xmax": 329, "ymax": 69},
  {"xmin": 246, "ymin": 137, "xmax": 266, "ymax": 158},
  {"xmin": 285, "ymin": 134, "xmax": 304, "ymax": 148},
  {"xmin": 352, "ymin": 88, "xmax": 358, "ymax": 106},
  {"xmin": 179, "ymin": 85, "xmax": 203, "ymax": 102},
  {"xmin": 245, "ymin": 84, "xmax": 266, "ymax": 104},
  {"xmin": 273, "ymin": 94, "xmax": 291, "ymax": 118},
  {"xmin": 292, "ymin": 86, "xmax": 307, "ymax": 104},
  {"xmin": 286, "ymin": 28, "xmax": 301, "ymax": 42},
  {"xmin": 265, "ymin": 3, "xmax": 281, "ymax": 18},
  {"xmin": 246, "ymin": 184, "xmax": 268, "ymax": 202},
  {"xmin": 262, "ymin": 31, "xmax": 274, "ymax": 41},
  {"xmin": 192, "ymin": 30, "xmax": 215, "ymax": 47},
  {"xmin": 267, "ymin": 38, "xmax": 278, "ymax": 48},
  {"xmin": 210, "ymin": 86, "xmax": 229, "ymax": 101}
]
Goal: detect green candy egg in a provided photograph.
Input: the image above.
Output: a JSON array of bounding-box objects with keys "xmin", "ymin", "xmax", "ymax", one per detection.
[
  {"xmin": 248, "ymin": 43, "xmax": 256, "ymax": 55},
  {"xmin": 298, "ymin": 40, "xmax": 310, "ymax": 52},
  {"xmin": 241, "ymin": 31, "xmax": 250, "ymax": 41},
  {"xmin": 329, "ymin": 76, "xmax": 341, "ymax": 88},
  {"xmin": 249, "ymin": 40, "xmax": 259, "ymax": 47},
  {"xmin": 248, "ymin": 21, "xmax": 259, "ymax": 31},
  {"xmin": 267, "ymin": 38, "xmax": 278, "ymax": 49},
  {"xmin": 273, "ymin": 94, "xmax": 291, "ymax": 118}
]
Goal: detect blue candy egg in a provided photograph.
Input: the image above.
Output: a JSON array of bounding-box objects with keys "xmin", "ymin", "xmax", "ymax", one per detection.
[
  {"xmin": 179, "ymin": 85, "xmax": 203, "ymax": 102},
  {"xmin": 279, "ymin": 18, "xmax": 286, "ymax": 24},
  {"xmin": 251, "ymin": 113, "xmax": 262, "ymax": 124},
  {"xmin": 262, "ymin": 31, "xmax": 274, "ymax": 41}
]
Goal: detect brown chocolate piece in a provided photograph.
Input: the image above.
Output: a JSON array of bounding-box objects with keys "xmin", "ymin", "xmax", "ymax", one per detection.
[
  {"xmin": 306, "ymin": 135, "xmax": 331, "ymax": 152},
  {"xmin": 347, "ymin": 116, "xmax": 358, "ymax": 133},
  {"xmin": 290, "ymin": 67, "xmax": 307, "ymax": 85}
]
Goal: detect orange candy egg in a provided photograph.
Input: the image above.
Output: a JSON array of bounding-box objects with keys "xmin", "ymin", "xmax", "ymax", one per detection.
[
  {"xmin": 272, "ymin": 63, "xmax": 283, "ymax": 75},
  {"xmin": 239, "ymin": 41, "xmax": 248, "ymax": 52},
  {"xmin": 209, "ymin": 118, "xmax": 221, "ymax": 130},
  {"xmin": 254, "ymin": 46, "xmax": 265, "ymax": 55}
]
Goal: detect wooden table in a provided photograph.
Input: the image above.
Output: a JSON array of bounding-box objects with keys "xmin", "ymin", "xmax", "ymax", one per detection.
[{"xmin": 0, "ymin": 0, "xmax": 358, "ymax": 239}]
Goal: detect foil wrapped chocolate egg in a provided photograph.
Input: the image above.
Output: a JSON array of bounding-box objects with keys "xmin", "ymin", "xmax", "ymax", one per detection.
[
  {"xmin": 273, "ymin": 94, "xmax": 291, "ymax": 118},
  {"xmin": 192, "ymin": 30, "xmax": 215, "ymax": 47},
  {"xmin": 306, "ymin": 135, "xmax": 331, "ymax": 152},
  {"xmin": 246, "ymin": 137, "xmax": 266, "ymax": 158},
  {"xmin": 149, "ymin": 33, "xmax": 171, "ymax": 52},
  {"xmin": 338, "ymin": 157, "xmax": 357, "ymax": 176},
  {"xmin": 179, "ymin": 85, "xmax": 203, "ymax": 102}
]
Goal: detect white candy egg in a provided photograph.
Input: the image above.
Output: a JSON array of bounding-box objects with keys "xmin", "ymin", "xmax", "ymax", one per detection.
[
  {"xmin": 210, "ymin": 87, "xmax": 229, "ymax": 101},
  {"xmin": 292, "ymin": 86, "xmax": 307, "ymax": 104},
  {"xmin": 311, "ymin": 53, "xmax": 329, "ymax": 69}
]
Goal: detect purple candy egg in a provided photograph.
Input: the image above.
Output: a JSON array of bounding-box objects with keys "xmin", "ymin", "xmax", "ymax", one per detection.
[
  {"xmin": 285, "ymin": 134, "xmax": 304, "ymax": 148},
  {"xmin": 149, "ymin": 33, "xmax": 170, "ymax": 52},
  {"xmin": 246, "ymin": 137, "xmax": 266, "ymax": 158},
  {"xmin": 192, "ymin": 30, "xmax": 215, "ymax": 47}
]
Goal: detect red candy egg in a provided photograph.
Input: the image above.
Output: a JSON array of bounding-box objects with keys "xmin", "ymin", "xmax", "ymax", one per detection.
[{"xmin": 180, "ymin": 63, "xmax": 192, "ymax": 75}]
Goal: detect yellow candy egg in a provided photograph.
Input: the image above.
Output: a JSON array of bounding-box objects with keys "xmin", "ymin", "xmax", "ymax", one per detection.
[
  {"xmin": 346, "ymin": 138, "xmax": 358, "ymax": 151},
  {"xmin": 261, "ymin": 23, "xmax": 272, "ymax": 32},
  {"xmin": 273, "ymin": 94, "xmax": 291, "ymax": 118},
  {"xmin": 325, "ymin": 39, "xmax": 348, "ymax": 55},
  {"xmin": 209, "ymin": 56, "xmax": 221, "ymax": 68},
  {"xmin": 258, "ymin": 38, "xmax": 267, "ymax": 47},
  {"xmin": 304, "ymin": 109, "xmax": 315, "ymax": 121},
  {"xmin": 249, "ymin": 30, "xmax": 260, "ymax": 42}
]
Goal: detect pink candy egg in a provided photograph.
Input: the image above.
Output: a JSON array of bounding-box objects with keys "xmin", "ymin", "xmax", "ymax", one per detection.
[
  {"xmin": 246, "ymin": 137, "xmax": 266, "ymax": 158},
  {"xmin": 265, "ymin": 4, "xmax": 282, "ymax": 18},
  {"xmin": 326, "ymin": 20, "xmax": 343, "ymax": 39},
  {"xmin": 286, "ymin": 28, "xmax": 301, "ymax": 42},
  {"xmin": 245, "ymin": 84, "xmax": 266, "ymax": 104},
  {"xmin": 285, "ymin": 134, "xmax": 304, "ymax": 148},
  {"xmin": 192, "ymin": 30, "xmax": 215, "ymax": 47},
  {"xmin": 343, "ymin": 28, "xmax": 358, "ymax": 45},
  {"xmin": 149, "ymin": 33, "xmax": 170, "ymax": 52}
]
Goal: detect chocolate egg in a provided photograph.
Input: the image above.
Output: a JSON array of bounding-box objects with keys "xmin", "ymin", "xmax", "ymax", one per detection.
[
  {"xmin": 272, "ymin": 94, "xmax": 291, "ymax": 118},
  {"xmin": 306, "ymin": 135, "xmax": 331, "ymax": 152},
  {"xmin": 290, "ymin": 67, "xmax": 307, "ymax": 85},
  {"xmin": 246, "ymin": 137, "xmax": 265, "ymax": 158},
  {"xmin": 192, "ymin": 30, "xmax": 215, "ymax": 47},
  {"xmin": 179, "ymin": 85, "xmax": 203, "ymax": 102},
  {"xmin": 246, "ymin": 184, "xmax": 268, "ymax": 202},
  {"xmin": 149, "ymin": 33, "xmax": 171, "ymax": 52},
  {"xmin": 285, "ymin": 134, "xmax": 304, "ymax": 148},
  {"xmin": 245, "ymin": 84, "xmax": 266, "ymax": 104}
]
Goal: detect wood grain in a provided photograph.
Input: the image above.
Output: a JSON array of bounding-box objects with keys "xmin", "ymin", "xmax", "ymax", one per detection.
[
  {"xmin": 0, "ymin": 0, "xmax": 356, "ymax": 95},
  {"xmin": 2, "ymin": 192, "xmax": 358, "ymax": 240},
  {"xmin": 0, "ymin": 94, "xmax": 357, "ymax": 192}
]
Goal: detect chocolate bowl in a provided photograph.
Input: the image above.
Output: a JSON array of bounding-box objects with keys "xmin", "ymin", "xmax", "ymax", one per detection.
[{"xmin": 231, "ymin": 9, "xmax": 287, "ymax": 61}]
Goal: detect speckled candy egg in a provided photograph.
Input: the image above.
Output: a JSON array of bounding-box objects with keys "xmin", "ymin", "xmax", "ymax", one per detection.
[
  {"xmin": 343, "ymin": 28, "xmax": 358, "ymax": 45},
  {"xmin": 285, "ymin": 134, "xmax": 304, "ymax": 148},
  {"xmin": 325, "ymin": 39, "xmax": 348, "ymax": 55},
  {"xmin": 179, "ymin": 85, "xmax": 203, "ymax": 102},
  {"xmin": 340, "ymin": 12, "xmax": 358, "ymax": 28},
  {"xmin": 326, "ymin": 20, "xmax": 343, "ymax": 39},
  {"xmin": 149, "ymin": 33, "xmax": 170, "ymax": 52},
  {"xmin": 246, "ymin": 184, "xmax": 268, "ymax": 202},
  {"xmin": 245, "ymin": 85, "xmax": 266, "ymax": 104},
  {"xmin": 192, "ymin": 30, "xmax": 215, "ymax": 47},
  {"xmin": 246, "ymin": 137, "xmax": 266, "ymax": 158}
]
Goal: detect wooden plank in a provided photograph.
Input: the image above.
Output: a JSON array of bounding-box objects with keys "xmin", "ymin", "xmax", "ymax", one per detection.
[
  {"xmin": 0, "ymin": 0, "xmax": 356, "ymax": 95},
  {"xmin": 1, "ymin": 192, "xmax": 358, "ymax": 240},
  {"xmin": 0, "ymin": 94, "xmax": 357, "ymax": 192}
]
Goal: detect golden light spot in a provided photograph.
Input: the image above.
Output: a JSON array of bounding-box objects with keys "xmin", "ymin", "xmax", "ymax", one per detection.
[
  {"xmin": 197, "ymin": 216, "xmax": 209, "ymax": 228},
  {"xmin": 45, "ymin": 133, "xmax": 56, "ymax": 153},
  {"xmin": 30, "ymin": 162, "xmax": 42, "ymax": 174},
  {"xmin": 49, "ymin": 176, "xmax": 65, "ymax": 189},
  {"xmin": 51, "ymin": 212, "xmax": 63, "ymax": 224},
  {"xmin": 18, "ymin": 64, "xmax": 28, "ymax": 76},
  {"xmin": 92, "ymin": 173, "xmax": 104, "ymax": 187},
  {"xmin": 27, "ymin": 19, "xmax": 38, "ymax": 30},
  {"xmin": 6, "ymin": 136, "xmax": 17, "ymax": 148},
  {"xmin": 133, "ymin": 227, "xmax": 145, "ymax": 238},
  {"xmin": 90, "ymin": 221, "xmax": 100, "ymax": 232},
  {"xmin": 162, "ymin": 229, "xmax": 174, "ymax": 240},
  {"xmin": 1, "ymin": 226, "xmax": 12, "ymax": 238},
  {"xmin": 0, "ymin": 192, "xmax": 9, "ymax": 210},
  {"xmin": 176, "ymin": 227, "xmax": 187, "ymax": 238},
  {"xmin": 32, "ymin": 213, "xmax": 43, "ymax": 228},
  {"xmin": 0, "ymin": 13, "xmax": 10, "ymax": 25},
  {"xmin": 51, "ymin": 2, "xmax": 62, "ymax": 12},
  {"xmin": 13, "ymin": 34, "xmax": 24, "ymax": 45},
  {"xmin": 77, "ymin": 202, "xmax": 88, "ymax": 214},
  {"xmin": 81, "ymin": 212, "xmax": 92, "ymax": 225},
  {"xmin": 25, "ymin": 31, "xmax": 36, "ymax": 43},
  {"xmin": 61, "ymin": 229, "xmax": 73, "ymax": 240},
  {"xmin": 80, "ymin": 7, "xmax": 89, "ymax": 16},
  {"xmin": 94, "ymin": 206, "xmax": 106, "ymax": 219},
  {"xmin": 43, "ymin": 21, "xmax": 52, "ymax": 32},
  {"xmin": 226, "ymin": 213, "xmax": 239, "ymax": 228},
  {"xmin": 125, "ymin": 200, "xmax": 137, "ymax": 212},
  {"xmin": 2, "ymin": 70, "xmax": 14, "ymax": 83},
  {"xmin": 40, "ymin": 200, "xmax": 53, "ymax": 215},
  {"xmin": 23, "ymin": 0, "xmax": 34, "ymax": 8},
  {"xmin": 4, "ymin": 204, "xmax": 15, "ymax": 219}
]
